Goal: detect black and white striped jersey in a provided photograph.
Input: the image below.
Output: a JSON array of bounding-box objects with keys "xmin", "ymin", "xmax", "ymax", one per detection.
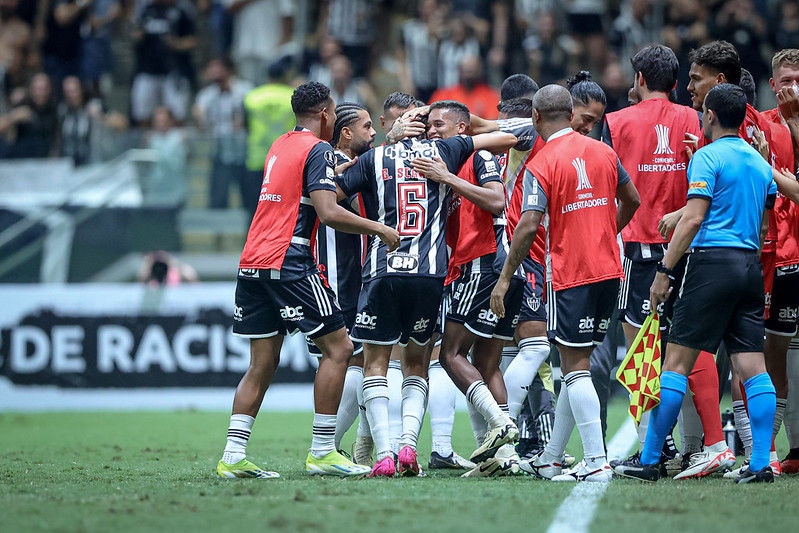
[{"xmin": 337, "ymin": 135, "xmax": 475, "ymax": 280}]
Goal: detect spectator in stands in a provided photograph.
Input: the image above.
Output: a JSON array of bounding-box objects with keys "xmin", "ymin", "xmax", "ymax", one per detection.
[
  {"xmin": 80, "ymin": 0, "xmax": 121, "ymax": 97},
  {"xmin": 770, "ymin": 0, "xmax": 799, "ymax": 50},
  {"xmin": 711, "ymin": 0, "xmax": 768, "ymax": 86},
  {"xmin": 240, "ymin": 58, "xmax": 295, "ymax": 216},
  {"xmin": 601, "ymin": 60, "xmax": 632, "ymax": 114},
  {"xmin": 523, "ymin": 9, "xmax": 578, "ymax": 86},
  {"xmin": 429, "ymin": 54, "xmax": 500, "ymax": 119},
  {"xmin": 437, "ymin": 11, "xmax": 482, "ymax": 89},
  {"xmin": 328, "ymin": 54, "xmax": 379, "ymax": 114},
  {"xmin": 662, "ymin": 0, "xmax": 709, "ymax": 106},
  {"xmin": 228, "ymin": 0, "xmax": 295, "ymax": 85},
  {"xmin": 141, "ymin": 106, "xmax": 187, "ymax": 206},
  {"xmin": 304, "ymin": 35, "xmax": 342, "ymax": 89},
  {"xmin": 324, "ymin": 0, "xmax": 383, "ymax": 79},
  {"xmin": 397, "ymin": 0, "xmax": 443, "ymax": 102},
  {"xmin": 564, "ymin": 0, "xmax": 609, "ymax": 73},
  {"xmin": 609, "ymin": 0, "xmax": 656, "ymax": 74},
  {"xmin": 130, "ymin": 0, "xmax": 197, "ymax": 126},
  {"xmin": 192, "ymin": 56, "xmax": 253, "ymax": 209},
  {"xmin": 0, "ymin": 72, "xmax": 58, "ymax": 159},
  {"xmin": 0, "ymin": 0, "xmax": 32, "ymax": 106},
  {"xmin": 42, "ymin": 0, "xmax": 90, "ymax": 96},
  {"xmin": 138, "ymin": 250, "xmax": 198, "ymax": 286}
]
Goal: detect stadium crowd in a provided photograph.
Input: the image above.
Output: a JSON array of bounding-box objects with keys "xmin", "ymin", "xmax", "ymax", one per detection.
[{"xmin": 1, "ymin": 0, "xmax": 797, "ymax": 484}]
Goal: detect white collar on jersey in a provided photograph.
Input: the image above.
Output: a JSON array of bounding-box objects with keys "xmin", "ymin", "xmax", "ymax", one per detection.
[{"xmin": 547, "ymin": 127, "xmax": 574, "ymax": 142}]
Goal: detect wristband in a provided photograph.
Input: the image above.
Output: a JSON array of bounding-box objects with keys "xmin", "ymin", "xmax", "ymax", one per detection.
[{"xmin": 656, "ymin": 261, "xmax": 675, "ymax": 280}]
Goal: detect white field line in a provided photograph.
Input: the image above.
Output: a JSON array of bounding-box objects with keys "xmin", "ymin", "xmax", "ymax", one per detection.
[{"xmin": 546, "ymin": 417, "xmax": 638, "ymax": 533}]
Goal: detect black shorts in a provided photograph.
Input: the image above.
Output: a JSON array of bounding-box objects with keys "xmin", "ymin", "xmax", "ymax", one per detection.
[
  {"xmin": 447, "ymin": 264, "xmax": 524, "ymax": 340},
  {"xmin": 547, "ymin": 278, "xmax": 620, "ymax": 348},
  {"xmin": 307, "ymin": 307, "xmax": 363, "ymax": 356},
  {"xmin": 350, "ymin": 276, "xmax": 444, "ymax": 346},
  {"xmin": 519, "ymin": 257, "xmax": 546, "ymax": 323},
  {"xmin": 764, "ymin": 265, "xmax": 799, "ymax": 337},
  {"xmin": 617, "ymin": 244, "xmax": 686, "ymax": 329},
  {"xmin": 670, "ymin": 248, "xmax": 765, "ymax": 354},
  {"xmin": 233, "ymin": 270, "xmax": 345, "ymax": 339}
]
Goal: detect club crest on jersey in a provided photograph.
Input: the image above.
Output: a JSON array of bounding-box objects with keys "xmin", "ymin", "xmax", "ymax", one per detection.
[
  {"xmin": 572, "ymin": 158, "xmax": 592, "ymax": 190},
  {"xmin": 653, "ymin": 124, "xmax": 674, "ymax": 155},
  {"xmin": 324, "ymin": 150, "xmax": 336, "ymax": 167},
  {"xmin": 386, "ymin": 252, "xmax": 419, "ymax": 273}
]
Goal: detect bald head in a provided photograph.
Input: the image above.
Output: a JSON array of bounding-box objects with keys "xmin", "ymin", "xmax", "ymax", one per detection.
[{"xmin": 533, "ymin": 84, "xmax": 573, "ymax": 121}]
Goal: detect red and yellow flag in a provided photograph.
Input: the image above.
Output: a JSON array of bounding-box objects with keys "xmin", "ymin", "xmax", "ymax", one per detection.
[{"xmin": 616, "ymin": 313, "xmax": 662, "ymax": 424}]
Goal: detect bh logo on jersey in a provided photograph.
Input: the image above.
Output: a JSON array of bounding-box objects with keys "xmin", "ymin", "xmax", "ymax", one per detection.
[
  {"xmin": 653, "ymin": 124, "xmax": 674, "ymax": 155},
  {"xmin": 387, "ymin": 253, "xmax": 419, "ymax": 273},
  {"xmin": 572, "ymin": 158, "xmax": 592, "ymax": 191},
  {"xmin": 355, "ymin": 312, "xmax": 378, "ymax": 330},
  {"xmin": 280, "ymin": 306, "xmax": 304, "ymax": 321}
]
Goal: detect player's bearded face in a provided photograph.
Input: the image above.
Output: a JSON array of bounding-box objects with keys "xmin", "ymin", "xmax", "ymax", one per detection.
[{"xmin": 687, "ymin": 64, "xmax": 720, "ymax": 111}]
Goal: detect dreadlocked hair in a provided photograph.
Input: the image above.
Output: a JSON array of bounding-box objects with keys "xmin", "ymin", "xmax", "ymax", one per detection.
[{"xmin": 331, "ymin": 102, "xmax": 367, "ymax": 148}]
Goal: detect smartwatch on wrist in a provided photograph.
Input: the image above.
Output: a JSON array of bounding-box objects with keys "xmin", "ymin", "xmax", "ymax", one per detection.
[{"xmin": 656, "ymin": 261, "xmax": 675, "ymax": 280}]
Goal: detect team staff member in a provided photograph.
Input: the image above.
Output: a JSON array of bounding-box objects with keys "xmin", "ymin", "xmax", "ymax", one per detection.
[
  {"xmin": 615, "ymin": 84, "xmax": 778, "ymax": 484},
  {"xmin": 216, "ymin": 82, "xmax": 399, "ymax": 479},
  {"xmin": 492, "ymin": 84, "xmax": 641, "ymax": 482}
]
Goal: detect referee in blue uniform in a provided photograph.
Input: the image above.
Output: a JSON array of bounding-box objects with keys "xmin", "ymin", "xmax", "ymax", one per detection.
[{"xmin": 615, "ymin": 83, "xmax": 778, "ymax": 483}]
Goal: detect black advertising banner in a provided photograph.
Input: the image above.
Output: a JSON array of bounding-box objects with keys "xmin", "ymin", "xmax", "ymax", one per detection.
[{"xmin": 0, "ymin": 284, "xmax": 317, "ymax": 388}]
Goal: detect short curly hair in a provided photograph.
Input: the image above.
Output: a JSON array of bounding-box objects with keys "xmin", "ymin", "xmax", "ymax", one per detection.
[
  {"xmin": 772, "ymin": 49, "xmax": 799, "ymax": 75},
  {"xmin": 291, "ymin": 81, "xmax": 331, "ymax": 116},
  {"xmin": 688, "ymin": 41, "xmax": 741, "ymax": 86}
]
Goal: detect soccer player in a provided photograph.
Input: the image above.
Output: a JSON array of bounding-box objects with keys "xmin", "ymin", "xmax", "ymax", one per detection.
[
  {"xmin": 492, "ymin": 84, "xmax": 641, "ymax": 482},
  {"xmin": 216, "ymin": 82, "xmax": 399, "ymax": 479},
  {"xmin": 567, "ymin": 71, "xmax": 607, "ymax": 136},
  {"xmin": 336, "ymin": 110, "xmax": 516, "ymax": 477},
  {"xmin": 310, "ymin": 102, "xmax": 376, "ymax": 463},
  {"xmin": 412, "ymin": 100, "xmax": 524, "ymax": 476},
  {"xmin": 600, "ymin": 45, "xmax": 734, "ymax": 479},
  {"xmin": 614, "ymin": 83, "xmax": 778, "ymax": 484}
]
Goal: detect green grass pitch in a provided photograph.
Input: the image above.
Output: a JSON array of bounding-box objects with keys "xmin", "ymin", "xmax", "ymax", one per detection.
[{"xmin": 1, "ymin": 399, "xmax": 796, "ymax": 533}]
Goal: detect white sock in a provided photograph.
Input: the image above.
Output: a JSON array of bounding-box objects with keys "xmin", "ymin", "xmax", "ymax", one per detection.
[
  {"xmin": 363, "ymin": 376, "xmax": 391, "ymax": 460},
  {"xmin": 637, "ymin": 410, "xmax": 651, "ymax": 448},
  {"xmin": 467, "ymin": 401, "xmax": 488, "ymax": 445},
  {"xmin": 679, "ymin": 393, "xmax": 703, "ymax": 455},
  {"xmin": 466, "ymin": 380, "xmax": 508, "ymax": 429},
  {"xmin": 355, "ymin": 367, "xmax": 371, "ymax": 438},
  {"xmin": 500, "ymin": 345, "xmax": 518, "ymax": 373},
  {"xmin": 311, "ymin": 413, "xmax": 337, "ymax": 457},
  {"xmin": 774, "ymin": 397, "xmax": 787, "ymax": 440},
  {"xmin": 504, "ymin": 337, "xmax": 550, "ymax": 420},
  {"xmin": 428, "ymin": 360, "xmax": 456, "ymax": 455},
  {"xmin": 334, "ymin": 366, "xmax": 363, "ymax": 449},
  {"xmin": 222, "ymin": 413, "xmax": 254, "ymax": 464},
  {"xmin": 400, "ymin": 376, "xmax": 429, "ymax": 450},
  {"xmin": 733, "ymin": 400, "xmax": 753, "ymax": 458},
  {"xmin": 785, "ymin": 341, "xmax": 799, "ymax": 449},
  {"xmin": 541, "ymin": 384, "xmax": 574, "ymax": 463},
  {"xmin": 387, "ymin": 360, "xmax": 403, "ymax": 454},
  {"xmin": 564, "ymin": 370, "xmax": 605, "ymax": 461}
]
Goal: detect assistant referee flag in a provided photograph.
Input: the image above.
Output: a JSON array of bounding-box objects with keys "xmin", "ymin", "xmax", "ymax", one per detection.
[{"xmin": 617, "ymin": 313, "xmax": 662, "ymax": 424}]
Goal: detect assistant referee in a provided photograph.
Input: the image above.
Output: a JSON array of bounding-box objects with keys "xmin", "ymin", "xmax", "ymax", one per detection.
[{"xmin": 614, "ymin": 83, "xmax": 778, "ymax": 484}]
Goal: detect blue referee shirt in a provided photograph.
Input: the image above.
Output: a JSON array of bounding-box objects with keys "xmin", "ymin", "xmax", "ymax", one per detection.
[{"xmin": 686, "ymin": 136, "xmax": 776, "ymax": 250}]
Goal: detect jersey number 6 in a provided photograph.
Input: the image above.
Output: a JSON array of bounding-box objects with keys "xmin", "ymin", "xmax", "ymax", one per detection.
[{"xmin": 397, "ymin": 181, "xmax": 427, "ymax": 237}]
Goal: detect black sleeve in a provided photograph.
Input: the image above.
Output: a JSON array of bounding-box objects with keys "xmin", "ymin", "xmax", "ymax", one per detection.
[
  {"xmin": 439, "ymin": 135, "xmax": 475, "ymax": 172},
  {"xmin": 336, "ymin": 149, "xmax": 373, "ymax": 197},
  {"xmin": 617, "ymin": 158, "xmax": 631, "ymax": 186},
  {"xmin": 473, "ymin": 150, "xmax": 503, "ymax": 185},
  {"xmin": 765, "ymin": 192, "xmax": 776, "ymax": 210},
  {"xmin": 601, "ymin": 119, "xmax": 613, "ymax": 148},
  {"xmin": 305, "ymin": 142, "xmax": 338, "ymax": 193}
]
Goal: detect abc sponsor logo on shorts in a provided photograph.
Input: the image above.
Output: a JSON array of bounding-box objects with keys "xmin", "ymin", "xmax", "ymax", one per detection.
[
  {"xmin": 478, "ymin": 308, "xmax": 499, "ymax": 325},
  {"xmin": 578, "ymin": 316, "xmax": 611, "ymax": 333},
  {"xmin": 355, "ymin": 311, "xmax": 378, "ymax": 330},
  {"xmin": 779, "ymin": 306, "xmax": 799, "ymax": 321},
  {"xmin": 413, "ymin": 318, "xmax": 430, "ymax": 332},
  {"xmin": 279, "ymin": 306, "xmax": 304, "ymax": 321},
  {"xmin": 641, "ymin": 299, "xmax": 664, "ymax": 316},
  {"xmin": 387, "ymin": 253, "xmax": 419, "ymax": 273}
]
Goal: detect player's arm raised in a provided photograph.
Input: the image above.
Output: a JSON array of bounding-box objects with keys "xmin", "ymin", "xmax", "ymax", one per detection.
[
  {"xmin": 471, "ymin": 131, "xmax": 517, "ymax": 154},
  {"xmin": 773, "ymin": 167, "xmax": 799, "ymax": 204},
  {"xmin": 411, "ymin": 156, "xmax": 505, "ymax": 215},
  {"xmin": 311, "ymin": 190, "xmax": 400, "ymax": 251}
]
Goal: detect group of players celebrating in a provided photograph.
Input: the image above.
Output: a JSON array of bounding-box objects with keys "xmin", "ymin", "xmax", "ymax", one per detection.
[{"xmin": 215, "ymin": 39, "xmax": 799, "ymax": 484}]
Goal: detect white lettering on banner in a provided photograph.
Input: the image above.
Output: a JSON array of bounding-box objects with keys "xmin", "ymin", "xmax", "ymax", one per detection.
[
  {"xmin": 97, "ymin": 325, "xmax": 135, "ymax": 372},
  {"xmin": 561, "ymin": 197, "xmax": 609, "ymax": 213},
  {"xmin": 135, "ymin": 326, "xmax": 178, "ymax": 372},
  {"xmin": 173, "ymin": 325, "xmax": 210, "ymax": 373},
  {"xmin": 52, "ymin": 326, "xmax": 85, "ymax": 373},
  {"xmin": 10, "ymin": 326, "xmax": 50, "ymax": 373}
]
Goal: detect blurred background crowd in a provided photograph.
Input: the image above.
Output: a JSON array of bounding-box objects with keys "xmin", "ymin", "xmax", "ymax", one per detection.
[{"xmin": 0, "ymin": 0, "xmax": 795, "ymax": 254}]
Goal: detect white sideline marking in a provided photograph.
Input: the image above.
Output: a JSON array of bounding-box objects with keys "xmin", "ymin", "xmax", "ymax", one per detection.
[{"xmin": 546, "ymin": 418, "xmax": 638, "ymax": 533}]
